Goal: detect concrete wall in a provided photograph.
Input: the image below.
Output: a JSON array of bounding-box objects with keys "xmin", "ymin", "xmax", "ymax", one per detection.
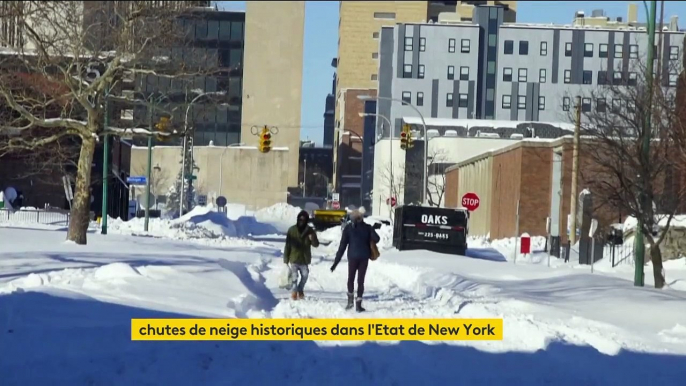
[
  {"xmin": 130, "ymin": 145, "xmax": 291, "ymax": 211},
  {"xmin": 241, "ymin": 1, "xmax": 305, "ymax": 188}
]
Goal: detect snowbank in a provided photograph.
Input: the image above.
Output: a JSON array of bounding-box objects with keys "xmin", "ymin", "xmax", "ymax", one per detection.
[{"xmin": 254, "ymin": 203, "xmax": 303, "ymax": 233}]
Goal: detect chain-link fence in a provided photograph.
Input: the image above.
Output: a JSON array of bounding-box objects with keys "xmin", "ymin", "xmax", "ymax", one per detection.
[{"xmin": 0, "ymin": 208, "xmax": 70, "ymax": 227}]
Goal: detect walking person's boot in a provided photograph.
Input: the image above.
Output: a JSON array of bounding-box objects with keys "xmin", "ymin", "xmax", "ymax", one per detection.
[
  {"xmin": 298, "ymin": 291, "xmax": 305, "ymax": 299},
  {"xmin": 355, "ymin": 298, "xmax": 365, "ymax": 312},
  {"xmin": 345, "ymin": 292, "xmax": 354, "ymax": 310},
  {"xmin": 291, "ymin": 291, "xmax": 298, "ymax": 300}
]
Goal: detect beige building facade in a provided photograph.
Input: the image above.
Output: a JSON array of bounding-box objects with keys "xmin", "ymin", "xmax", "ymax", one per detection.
[
  {"xmin": 130, "ymin": 145, "xmax": 291, "ymax": 211},
  {"xmin": 241, "ymin": 1, "xmax": 305, "ymax": 188}
]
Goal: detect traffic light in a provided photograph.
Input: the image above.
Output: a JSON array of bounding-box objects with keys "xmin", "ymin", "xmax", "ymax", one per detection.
[
  {"xmin": 407, "ymin": 129, "xmax": 415, "ymax": 149},
  {"xmin": 155, "ymin": 117, "xmax": 171, "ymax": 141},
  {"xmin": 258, "ymin": 126, "xmax": 272, "ymax": 153},
  {"xmin": 400, "ymin": 124, "xmax": 411, "ymax": 150}
]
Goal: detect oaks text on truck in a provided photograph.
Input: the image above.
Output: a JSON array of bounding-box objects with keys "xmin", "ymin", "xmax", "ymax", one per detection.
[{"xmin": 392, "ymin": 205, "xmax": 469, "ymax": 255}]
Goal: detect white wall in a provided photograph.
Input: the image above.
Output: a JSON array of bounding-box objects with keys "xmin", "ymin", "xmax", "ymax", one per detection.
[{"xmin": 372, "ymin": 136, "xmax": 517, "ymax": 218}]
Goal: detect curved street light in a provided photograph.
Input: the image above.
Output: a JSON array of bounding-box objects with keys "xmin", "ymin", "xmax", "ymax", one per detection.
[{"xmin": 357, "ymin": 95, "xmax": 428, "ymax": 204}]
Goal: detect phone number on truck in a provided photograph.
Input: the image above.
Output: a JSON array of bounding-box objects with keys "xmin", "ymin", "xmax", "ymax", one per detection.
[{"xmin": 419, "ymin": 232, "xmax": 450, "ymax": 240}]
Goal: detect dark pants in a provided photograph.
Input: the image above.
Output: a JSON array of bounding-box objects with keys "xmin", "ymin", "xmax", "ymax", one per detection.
[{"xmin": 347, "ymin": 258, "xmax": 369, "ymax": 298}]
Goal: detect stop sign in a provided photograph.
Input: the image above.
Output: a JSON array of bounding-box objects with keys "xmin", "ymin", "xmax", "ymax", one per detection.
[
  {"xmin": 386, "ymin": 197, "xmax": 397, "ymax": 207},
  {"xmin": 332, "ymin": 201, "xmax": 340, "ymax": 209},
  {"xmin": 461, "ymin": 192, "xmax": 480, "ymax": 211}
]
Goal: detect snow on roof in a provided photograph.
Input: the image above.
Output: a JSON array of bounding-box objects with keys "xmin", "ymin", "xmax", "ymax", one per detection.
[{"xmin": 401, "ymin": 117, "xmax": 576, "ymax": 132}]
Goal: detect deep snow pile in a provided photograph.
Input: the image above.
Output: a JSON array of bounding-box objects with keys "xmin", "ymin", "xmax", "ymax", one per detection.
[
  {"xmin": 253, "ymin": 203, "xmax": 303, "ymax": 233},
  {"xmin": 108, "ymin": 205, "xmax": 282, "ymax": 240}
]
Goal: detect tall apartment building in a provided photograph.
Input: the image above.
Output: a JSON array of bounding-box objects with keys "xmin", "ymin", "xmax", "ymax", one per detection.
[
  {"xmin": 376, "ymin": 4, "xmax": 685, "ymax": 137},
  {"xmin": 333, "ymin": 1, "xmax": 516, "ymax": 206}
]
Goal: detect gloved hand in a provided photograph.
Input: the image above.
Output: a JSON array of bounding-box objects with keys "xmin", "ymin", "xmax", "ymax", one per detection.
[{"xmin": 330, "ymin": 263, "xmax": 337, "ymax": 272}]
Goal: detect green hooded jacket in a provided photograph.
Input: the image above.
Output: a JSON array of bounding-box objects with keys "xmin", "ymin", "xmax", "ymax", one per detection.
[{"xmin": 283, "ymin": 224, "xmax": 319, "ymax": 265}]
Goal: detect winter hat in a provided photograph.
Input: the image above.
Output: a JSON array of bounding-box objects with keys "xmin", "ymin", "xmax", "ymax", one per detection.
[
  {"xmin": 297, "ymin": 210, "xmax": 310, "ymax": 222},
  {"xmin": 350, "ymin": 209, "xmax": 364, "ymax": 222}
]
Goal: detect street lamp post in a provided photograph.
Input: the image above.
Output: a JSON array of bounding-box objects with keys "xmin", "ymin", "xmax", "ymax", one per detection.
[
  {"xmin": 360, "ymin": 112, "xmax": 394, "ymax": 215},
  {"xmin": 340, "ymin": 130, "xmax": 364, "ymax": 208},
  {"xmin": 357, "ymin": 95, "xmax": 428, "ymax": 204},
  {"xmin": 180, "ymin": 91, "xmax": 226, "ymax": 215}
]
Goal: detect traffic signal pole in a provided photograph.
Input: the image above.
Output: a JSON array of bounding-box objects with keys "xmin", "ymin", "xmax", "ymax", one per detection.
[
  {"xmin": 101, "ymin": 86, "xmax": 110, "ymax": 234},
  {"xmin": 144, "ymin": 107, "xmax": 153, "ymax": 232},
  {"xmin": 634, "ymin": 0, "xmax": 657, "ymax": 287}
]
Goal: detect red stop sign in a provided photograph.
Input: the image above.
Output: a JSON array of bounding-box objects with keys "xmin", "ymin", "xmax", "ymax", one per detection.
[
  {"xmin": 386, "ymin": 197, "xmax": 397, "ymax": 207},
  {"xmin": 332, "ymin": 201, "xmax": 340, "ymax": 209},
  {"xmin": 461, "ymin": 192, "xmax": 480, "ymax": 211}
]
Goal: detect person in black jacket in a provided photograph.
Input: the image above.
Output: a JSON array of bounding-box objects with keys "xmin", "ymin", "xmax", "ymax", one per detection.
[{"xmin": 331, "ymin": 208, "xmax": 380, "ymax": 312}]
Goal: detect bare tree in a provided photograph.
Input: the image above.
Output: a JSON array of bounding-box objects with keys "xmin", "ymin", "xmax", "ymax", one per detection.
[
  {"xmin": 0, "ymin": 2, "xmax": 219, "ymax": 244},
  {"xmin": 572, "ymin": 54, "xmax": 685, "ymax": 289},
  {"xmin": 377, "ymin": 159, "xmax": 405, "ymax": 222}
]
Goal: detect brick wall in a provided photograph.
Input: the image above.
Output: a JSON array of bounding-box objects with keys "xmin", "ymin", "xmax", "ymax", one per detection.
[
  {"xmin": 337, "ymin": 89, "xmax": 376, "ymax": 185},
  {"xmin": 489, "ymin": 147, "xmax": 522, "ymax": 240},
  {"xmin": 519, "ymin": 147, "xmax": 553, "ymax": 237}
]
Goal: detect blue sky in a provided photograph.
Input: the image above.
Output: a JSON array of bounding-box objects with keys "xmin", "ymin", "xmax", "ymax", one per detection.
[{"xmin": 216, "ymin": 1, "xmax": 686, "ymax": 145}]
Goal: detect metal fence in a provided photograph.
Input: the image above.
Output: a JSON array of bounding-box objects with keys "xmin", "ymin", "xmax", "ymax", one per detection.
[
  {"xmin": 604, "ymin": 242, "xmax": 635, "ymax": 267},
  {"xmin": 0, "ymin": 208, "xmax": 70, "ymax": 227}
]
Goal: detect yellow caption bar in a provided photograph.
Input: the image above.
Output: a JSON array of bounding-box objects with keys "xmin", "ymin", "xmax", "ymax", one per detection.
[{"xmin": 131, "ymin": 318, "xmax": 503, "ymax": 341}]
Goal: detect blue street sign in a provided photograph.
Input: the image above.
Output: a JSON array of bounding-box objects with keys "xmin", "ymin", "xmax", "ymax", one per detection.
[{"xmin": 127, "ymin": 176, "xmax": 147, "ymax": 185}]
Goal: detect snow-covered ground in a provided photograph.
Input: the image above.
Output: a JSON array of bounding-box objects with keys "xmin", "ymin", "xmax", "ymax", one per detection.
[{"xmin": 1, "ymin": 204, "xmax": 686, "ymax": 385}]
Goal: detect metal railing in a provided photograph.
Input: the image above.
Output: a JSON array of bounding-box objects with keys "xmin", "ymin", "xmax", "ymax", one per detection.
[{"xmin": 0, "ymin": 208, "xmax": 70, "ymax": 227}]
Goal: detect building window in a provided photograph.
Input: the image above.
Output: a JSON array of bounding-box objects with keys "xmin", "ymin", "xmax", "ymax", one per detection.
[
  {"xmin": 539, "ymin": 68, "xmax": 547, "ymax": 83},
  {"xmin": 405, "ymin": 37, "xmax": 413, "ymax": 51},
  {"xmin": 403, "ymin": 64, "xmax": 412, "ymax": 78},
  {"xmin": 612, "ymin": 99, "xmax": 622, "ymax": 113},
  {"xmin": 417, "ymin": 92, "xmax": 424, "ymax": 106},
  {"xmin": 447, "ymin": 65, "xmax": 455, "ymax": 80},
  {"xmin": 446, "ymin": 93, "xmax": 454, "ymax": 107},
  {"xmin": 584, "ymin": 43, "xmax": 593, "ymax": 57},
  {"xmin": 564, "ymin": 70, "xmax": 571, "ymax": 84},
  {"xmin": 614, "ymin": 44, "xmax": 623, "ymax": 58},
  {"xmin": 504, "ymin": 40, "xmax": 513, "ymax": 54},
  {"xmin": 460, "ymin": 66, "xmax": 469, "ymax": 81},
  {"xmin": 563, "ymin": 97, "xmax": 570, "ymax": 111},
  {"xmin": 518, "ymin": 68, "xmax": 527, "ymax": 82},
  {"xmin": 598, "ymin": 71, "xmax": 607, "ymax": 85},
  {"xmin": 487, "ymin": 61, "xmax": 496, "ymax": 74},
  {"xmin": 670, "ymin": 46, "xmax": 680, "ymax": 60},
  {"xmin": 503, "ymin": 67, "xmax": 512, "ymax": 82},
  {"xmin": 502, "ymin": 95, "xmax": 512, "ymax": 109},
  {"xmin": 490, "ymin": 7, "xmax": 498, "ymax": 19},
  {"xmin": 583, "ymin": 70, "xmax": 592, "ymax": 85},
  {"xmin": 488, "ymin": 34, "xmax": 497, "ymax": 47},
  {"xmin": 628, "ymin": 72, "xmax": 637, "ymax": 86},
  {"xmin": 540, "ymin": 41, "xmax": 548, "ymax": 56},
  {"xmin": 402, "ymin": 91, "xmax": 411, "ymax": 104},
  {"xmin": 517, "ymin": 95, "xmax": 526, "ymax": 109},
  {"xmin": 629, "ymin": 44, "xmax": 638, "ymax": 59},
  {"xmin": 372, "ymin": 32, "xmax": 379, "ymax": 39},
  {"xmin": 448, "ymin": 38, "xmax": 456, "ymax": 53},
  {"xmin": 519, "ymin": 41, "xmax": 529, "ymax": 55},
  {"xmin": 627, "ymin": 100, "xmax": 636, "ymax": 113},
  {"xmin": 459, "ymin": 94, "xmax": 468, "ymax": 107},
  {"xmin": 613, "ymin": 71, "xmax": 622, "ymax": 85},
  {"xmin": 372, "ymin": 52, "xmax": 378, "ymax": 59},
  {"xmin": 669, "ymin": 73, "xmax": 678, "ymax": 87},
  {"xmin": 461, "ymin": 39, "xmax": 470, "ymax": 53},
  {"xmin": 374, "ymin": 12, "xmax": 395, "ymax": 19},
  {"xmin": 582, "ymin": 97, "xmax": 591, "ymax": 112},
  {"xmin": 420, "ymin": 37, "xmax": 426, "ymax": 51},
  {"xmin": 371, "ymin": 74, "xmax": 378, "ymax": 81},
  {"xmin": 565, "ymin": 42, "xmax": 572, "ymax": 57},
  {"xmin": 599, "ymin": 44, "xmax": 608, "ymax": 58},
  {"xmin": 597, "ymin": 98, "xmax": 607, "ymax": 113},
  {"xmin": 538, "ymin": 96, "xmax": 546, "ymax": 110},
  {"xmin": 418, "ymin": 64, "xmax": 425, "ymax": 79}
]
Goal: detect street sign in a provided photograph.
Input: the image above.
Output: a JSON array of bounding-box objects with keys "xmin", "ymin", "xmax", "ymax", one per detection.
[
  {"xmin": 461, "ymin": 192, "xmax": 480, "ymax": 211},
  {"xmin": 589, "ymin": 219, "xmax": 598, "ymax": 237},
  {"xmin": 332, "ymin": 192, "xmax": 340, "ymax": 201},
  {"xmin": 184, "ymin": 175, "xmax": 197, "ymax": 180},
  {"xmin": 332, "ymin": 201, "xmax": 340, "ymax": 209},
  {"xmin": 127, "ymin": 176, "xmax": 146, "ymax": 185},
  {"xmin": 386, "ymin": 197, "xmax": 397, "ymax": 207},
  {"xmin": 216, "ymin": 196, "xmax": 227, "ymax": 208}
]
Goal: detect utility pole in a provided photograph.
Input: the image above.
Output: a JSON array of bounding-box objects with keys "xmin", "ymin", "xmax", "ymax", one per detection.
[
  {"xmin": 569, "ymin": 96, "xmax": 582, "ymax": 245},
  {"xmin": 101, "ymin": 86, "xmax": 110, "ymax": 235},
  {"xmin": 635, "ymin": 0, "xmax": 657, "ymax": 287},
  {"xmin": 144, "ymin": 105, "xmax": 153, "ymax": 232}
]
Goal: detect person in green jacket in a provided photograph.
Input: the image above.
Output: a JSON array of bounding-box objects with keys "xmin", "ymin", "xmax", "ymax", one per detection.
[{"xmin": 283, "ymin": 210, "xmax": 319, "ymax": 300}]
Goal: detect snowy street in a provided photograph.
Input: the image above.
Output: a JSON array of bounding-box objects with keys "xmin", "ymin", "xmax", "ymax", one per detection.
[{"xmin": 1, "ymin": 206, "xmax": 686, "ymax": 385}]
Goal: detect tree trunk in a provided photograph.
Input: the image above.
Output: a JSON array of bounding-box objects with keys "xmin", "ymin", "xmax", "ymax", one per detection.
[
  {"xmin": 650, "ymin": 244, "xmax": 666, "ymax": 289},
  {"xmin": 67, "ymin": 137, "xmax": 96, "ymax": 245}
]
